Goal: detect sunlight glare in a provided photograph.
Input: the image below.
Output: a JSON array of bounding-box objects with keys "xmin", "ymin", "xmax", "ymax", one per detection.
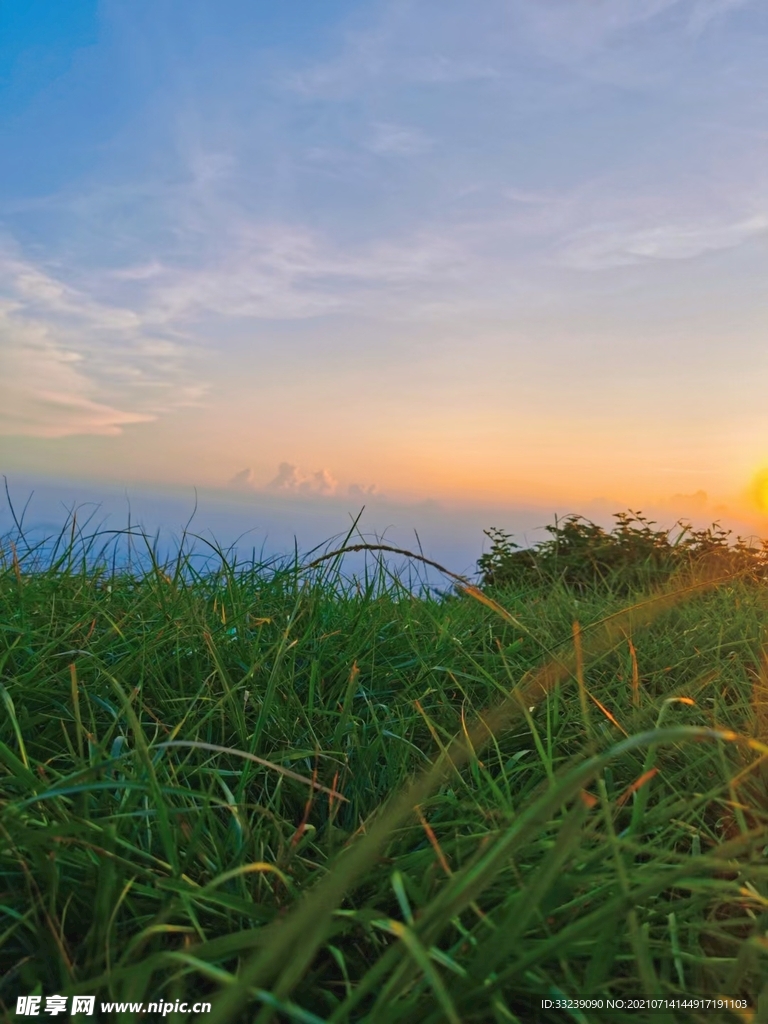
[{"xmin": 750, "ymin": 468, "xmax": 768, "ymax": 513}]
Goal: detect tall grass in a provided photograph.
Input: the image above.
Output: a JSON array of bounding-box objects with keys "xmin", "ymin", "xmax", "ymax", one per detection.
[{"xmin": 1, "ymin": 494, "xmax": 768, "ymax": 1023}]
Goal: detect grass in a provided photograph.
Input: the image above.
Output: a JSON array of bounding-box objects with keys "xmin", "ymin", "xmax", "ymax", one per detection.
[{"xmin": 1, "ymin": 494, "xmax": 768, "ymax": 1023}]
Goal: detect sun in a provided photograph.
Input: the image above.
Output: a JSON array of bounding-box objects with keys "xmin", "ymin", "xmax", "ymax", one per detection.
[{"xmin": 749, "ymin": 468, "xmax": 768, "ymax": 513}]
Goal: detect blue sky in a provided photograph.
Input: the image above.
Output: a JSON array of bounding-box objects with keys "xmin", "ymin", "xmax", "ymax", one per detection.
[{"xmin": 1, "ymin": 0, "xmax": 767, "ymax": 561}]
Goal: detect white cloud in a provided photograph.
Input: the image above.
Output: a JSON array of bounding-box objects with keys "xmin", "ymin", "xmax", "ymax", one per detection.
[
  {"xmin": 228, "ymin": 467, "xmax": 384, "ymax": 501},
  {"xmin": 0, "ymin": 245, "xmax": 209, "ymax": 438},
  {"xmin": 129, "ymin": 224, "xmax": 468, "ymax": 324},
  {"xmin": 368, "ymin": 122, "xmax": 433, "ymax": 156},
  {"xmin": 503, "ymin": 187, "xmax": 557, "ymax": 206},
  {"xmin": 668, "ymin": 489, "xmax": 709, "ymax": 511},
  {"xmin": 517, "ymin": 0, "xmax": 756, "ymax": 59},
  {"xmin": 0, "ymin": 329, "xmax": 155, "ymax": 438},
  {"xmin": 110, "ymin": 262, "xmax": 166, "ymax": 282},
  {"xmin": 281, "ymin": 24, "xmax": 498, "ymax": 100},
  {"xmin": 686, "ymin": 0, "xmax": 753, "ymax": 34},
  {"xmin": 559, "ymin": 214, "xmax": 768, "ymax": 269},
  {"xmin": 267, "ymin": 462, "xmax": 338, "ymax": 496},
  {"xmin": 9, "ymin": 257, "xmax": 140, "ymax": 330},
  {"xmin": 279, "ymin": 0, "xmax": 755, "ymax": 103},
  {"xmin": 348, "ymin": 482, "xmax": 379, "ymax": 498},
  {"xmin": 228, "ymin": 467, "xmax": 256, "ymax": 489},
  {"xmin": 12, "ymin": 0, "xmax": 758, "ymax": 337}
]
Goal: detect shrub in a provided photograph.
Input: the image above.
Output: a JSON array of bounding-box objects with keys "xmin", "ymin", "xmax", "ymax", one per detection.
[{"xmin": 477, "ymin": 510, "xmax": 768, "ymax": 595}]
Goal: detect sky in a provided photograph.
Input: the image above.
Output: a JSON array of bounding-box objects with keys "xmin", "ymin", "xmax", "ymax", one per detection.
[{"xmin": 1, "ymin": 0, "xmax": 767, "ymax": 576}]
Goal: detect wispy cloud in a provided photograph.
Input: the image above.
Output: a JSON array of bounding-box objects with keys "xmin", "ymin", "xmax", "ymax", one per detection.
[
  {"xmin": 685, "ymin": 0, "xmax": 754, "ymax": 34},
  {"xmin": 5, "ymin": 0, "xmax": 760, "ymax": 339},
  {"xmin": 281, "ymin": 24, "xmax": 498, "ymax": 100},
  {"xmin": 280, "ymin": 0, "xmax": 755, "ymax": 103},
  {"xmin": 0, "ymin": 245, "xmax": 209, "ymax": 438},
  {"xmin": 296, "ymin": 0, "xmax": 746, "ymax": 97},
  {"xmin": 559, "ymin": 213, "xmax": 768, "ymax": 269},
  {"xmin": 518, "ymin": 0, "xmax": 756, "ymax": 58},
  {"xmin": 7, "ymin": 253, "xmax": 141, "ymax": 331},
  {"xmin": 114, "ymin": 223, "xmax": 469, "ymax": 324},
  {"xmin": 367, "ymin": 122, "xmax": 433, "ymax": 156},
  {"xmin": 0, "ymin": 323, "xmax": 155, "ymax": 438}
]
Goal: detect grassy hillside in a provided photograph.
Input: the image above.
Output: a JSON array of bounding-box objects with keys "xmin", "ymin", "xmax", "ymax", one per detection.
[{"xmin": 1, "ymin": 507, "xmax": 767, "ymax": 1023}]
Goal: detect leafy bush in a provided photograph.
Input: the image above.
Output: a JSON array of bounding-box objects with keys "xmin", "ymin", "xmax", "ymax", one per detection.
[{"xmin": 477, "ymin": 510, "xmax": 768, "ymax": 594}]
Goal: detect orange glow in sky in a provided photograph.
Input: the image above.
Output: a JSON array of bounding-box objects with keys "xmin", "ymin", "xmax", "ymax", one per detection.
[{"xmin": 749, "ymin": 469, "xmax": 768, "ymax": 515}]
